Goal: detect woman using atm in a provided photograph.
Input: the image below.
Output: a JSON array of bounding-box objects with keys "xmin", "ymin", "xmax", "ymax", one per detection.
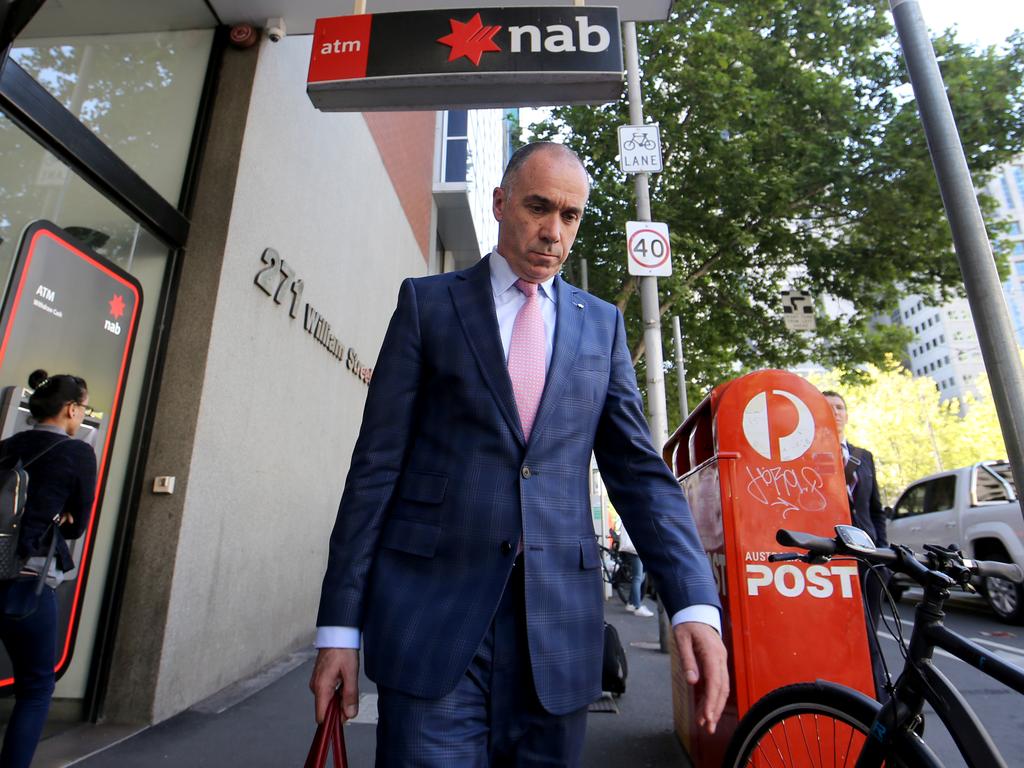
[{"xmin": 0, "ymin": 369, "xmax": 97, "ymax": 768}]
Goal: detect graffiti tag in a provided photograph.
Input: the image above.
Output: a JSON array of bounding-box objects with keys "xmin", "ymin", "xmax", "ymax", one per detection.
[{"xmin": 744, "ymin": 465, "xmax": 828, "ymax": 517}]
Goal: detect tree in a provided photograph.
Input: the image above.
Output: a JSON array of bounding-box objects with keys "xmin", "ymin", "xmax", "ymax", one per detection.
[
  {"xmin": 531, "ymin": 1, "xmax": 1024, "ymax": 426},
  {"xmin": 807, "ymin": 358, "xmax": 1007, "ymax": 502}
]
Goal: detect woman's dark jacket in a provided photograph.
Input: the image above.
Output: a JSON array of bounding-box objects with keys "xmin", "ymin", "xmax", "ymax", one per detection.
[{"xmin": 0, "ymin": 426, "xmax": 98, "ymax": 572}]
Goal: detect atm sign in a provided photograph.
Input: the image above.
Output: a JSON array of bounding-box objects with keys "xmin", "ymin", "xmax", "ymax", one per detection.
[{"xmin": 307, "ymin": 7, "xmax": 623, "ymax": 111}]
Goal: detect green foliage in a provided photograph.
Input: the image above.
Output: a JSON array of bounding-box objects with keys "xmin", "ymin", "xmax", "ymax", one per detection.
[
  {"xmin": 808, "ymin": 357, "xmax": 1007, "ymax": 502},
  {"xmin": 530, "ymin": 2, "xmax": 1024, "ymax": 408}
]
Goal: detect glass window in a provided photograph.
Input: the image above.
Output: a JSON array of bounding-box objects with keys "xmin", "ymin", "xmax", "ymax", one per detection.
[
  {"xmin": 1016, "ymin": 167, "xmax": 1024, "ymax": 201},
  {"xmin": 976, "ymin": 463, "xmax": 1015, "ymax": 503},
  {"xmin": 923, "ymin": 476, "xmax": 957, "ymax": 513},
  {"xmin": 1010, "ymin": 222, "xmax": 1021, "ymax": 235},
  {"xmin": 894, "ymin": 483, "xmax": 927, "ymax": 518},
  {"xmin": 10, "ymin": 29, "xmax": 215, "ymax": 203},
  {"xmin": 1014, "ymin": 244, "xmax": 1024, "ymax": 257}
]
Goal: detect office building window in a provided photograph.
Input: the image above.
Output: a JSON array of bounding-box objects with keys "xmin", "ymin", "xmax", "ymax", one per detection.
[
  {"xmin": 1010, "ymin": 222, "xmax": 1022, "ymax": 235},
  {"xmin": 442, "ymin": 110, "xmax": 469, "ymax": 183}
]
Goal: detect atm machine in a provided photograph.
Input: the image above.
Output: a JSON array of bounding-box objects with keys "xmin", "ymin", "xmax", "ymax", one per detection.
[{"xmin": 0, "ymin": 221, "xmax": 142, "ymax": 687}]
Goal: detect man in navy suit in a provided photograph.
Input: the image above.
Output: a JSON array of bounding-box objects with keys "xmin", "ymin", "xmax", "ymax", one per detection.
[
  {"xmin": 824, "ymin": 390, "xmax": 888, "ymax": 699},
  {"xmin": 311, "ymin": 142, "xmax": 727, "ymax": 765}
]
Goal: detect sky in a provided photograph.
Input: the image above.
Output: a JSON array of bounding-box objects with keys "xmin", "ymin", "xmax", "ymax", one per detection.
[{"xmin": 923, "ymin": 0, "xmax": 1023, "ymax": 47}]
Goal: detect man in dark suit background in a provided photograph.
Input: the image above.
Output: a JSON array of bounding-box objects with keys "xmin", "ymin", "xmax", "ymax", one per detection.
[
  {"xmin": 310, "ymin": 142, "xmax": 728, "ymax": 765},
  {"xmin": 823, "ymin": 390, "xmax": 889, "ymax": 699}
]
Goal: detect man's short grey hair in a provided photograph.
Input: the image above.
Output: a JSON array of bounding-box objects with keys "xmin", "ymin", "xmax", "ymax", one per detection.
[{"xmin": 500, "ymin": 142, "xmax": 589, "ymax": 193}]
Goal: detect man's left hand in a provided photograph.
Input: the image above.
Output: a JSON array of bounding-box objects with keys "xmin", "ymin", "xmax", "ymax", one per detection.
[{"xmin": 673, "ymin": 621, "xmax": 729, "ymax": 734}]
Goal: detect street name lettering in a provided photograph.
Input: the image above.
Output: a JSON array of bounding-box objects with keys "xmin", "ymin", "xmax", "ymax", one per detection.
[{"xmin": 254, "ymin": 250, "xmax": 372, "ymax": 385}]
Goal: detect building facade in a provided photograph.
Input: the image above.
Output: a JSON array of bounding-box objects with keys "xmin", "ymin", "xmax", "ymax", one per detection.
[
  {"xmin": 893, "ymin": 157, "xmax": 1024, "ymax": 403},
  {"xmin": 1, "ymin": 4, "xmax": 512, "ymax": 727}
]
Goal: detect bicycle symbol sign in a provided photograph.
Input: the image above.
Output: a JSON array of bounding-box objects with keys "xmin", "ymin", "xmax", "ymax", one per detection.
[
  {"xmin": 625, "ymin": 221, "xmax": 671, "ymax": 276},
  {"xmin": 618, "ymin": 124, "xmax": 662, "ymax": 173}
]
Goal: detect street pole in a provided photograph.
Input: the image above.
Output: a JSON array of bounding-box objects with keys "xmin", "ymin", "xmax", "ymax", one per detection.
[
  {"xmin": 580, "ymin": 258, "xmax": 589, "ymax": 292},
  {"xmin": 623, "ymin": 21, "xmax": 669, "ymax": 452},
  {"xmin": 672, "ymin": 316, "xmax": 689, "ymax": 421},
  {"xmin": 624, "ymin": 20, "xmax": 674, "ymax": 654},
  {"xmin": 890, "ymin": 0, "xmax": 1024, "ymax": 516}
]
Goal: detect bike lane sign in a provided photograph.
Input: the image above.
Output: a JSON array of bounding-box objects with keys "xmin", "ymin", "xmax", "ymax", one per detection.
[
  {"xmin": 618, "ymin": 124, "xmax": 662, "ymax": 173},
  {"xmin": 626, "ymin": 221, "xmax": 671, "ymax": 276}
]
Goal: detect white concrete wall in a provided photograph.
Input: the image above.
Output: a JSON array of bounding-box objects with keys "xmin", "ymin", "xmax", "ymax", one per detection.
[{"xmin": 150, "ymin": 35, "xmax": 429, "ymax": 717}]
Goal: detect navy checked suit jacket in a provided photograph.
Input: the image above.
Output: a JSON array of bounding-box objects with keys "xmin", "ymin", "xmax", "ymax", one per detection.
[
  {"xmin": 316, "ymin": 256, "xmax": 719, "ymax": 715},
  {"xmin": 848, "ymin": 444, "xmax": 887, "ymax": 547}
]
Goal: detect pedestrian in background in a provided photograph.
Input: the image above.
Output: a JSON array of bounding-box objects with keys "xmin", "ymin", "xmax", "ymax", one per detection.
[
  {"xmin": 310, "ymin": 142, "xmax": 727, "ymax": 766},
  {"xmin": 0, "ymin": 370, "xmax": 97, "ymax": 768},
  {"xmin": 617, "ymin": 523, "xmax": 653, "ymax": 617},
  {"xmin": 823, "ymin": 390, "xmax": 889, "ymax": 701}
]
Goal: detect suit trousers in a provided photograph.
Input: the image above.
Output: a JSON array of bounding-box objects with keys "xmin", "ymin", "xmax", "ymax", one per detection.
[{"xmin": 375, "ymin": 559, "xmax": 588, "ymax": 767}]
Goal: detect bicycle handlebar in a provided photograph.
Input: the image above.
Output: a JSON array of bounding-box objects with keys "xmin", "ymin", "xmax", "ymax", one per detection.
[{"xmin": 774, "ymin": 526, "xmax": 1024, "ymax": 587}]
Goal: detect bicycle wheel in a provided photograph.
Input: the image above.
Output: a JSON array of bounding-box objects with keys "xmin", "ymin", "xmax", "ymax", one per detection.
[{"xmin": 723, "ymin": 682, "xmax": 940, "ymax": 768}]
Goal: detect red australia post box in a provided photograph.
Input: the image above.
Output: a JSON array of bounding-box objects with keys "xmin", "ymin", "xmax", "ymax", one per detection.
[{"xmin": 662, "ymin": 370, "xmax": 875, "ymax": 766}]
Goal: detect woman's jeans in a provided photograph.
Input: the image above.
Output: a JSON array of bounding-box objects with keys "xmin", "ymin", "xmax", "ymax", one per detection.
[
  {"xmin": 0, "ymin": 583, "xmax": 57, "ymax": 768},
  {"xmin": 622, "ymin": 553, "xmax": 644, "ymax": 608}
]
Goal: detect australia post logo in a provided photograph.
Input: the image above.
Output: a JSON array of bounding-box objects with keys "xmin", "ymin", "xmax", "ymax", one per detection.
[
  {"xmin": 308, "ymin": 8, "xmax": 620, "ymax": 84},
  {"xmin": 741, "ymin": 389, "xmax": 815, "ymax": 463}
]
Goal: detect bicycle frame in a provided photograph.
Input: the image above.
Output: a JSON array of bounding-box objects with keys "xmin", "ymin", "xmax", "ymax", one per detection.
[{"xmin": 856, "ymin": 585, "xmax": 1024, "ymax": 768}]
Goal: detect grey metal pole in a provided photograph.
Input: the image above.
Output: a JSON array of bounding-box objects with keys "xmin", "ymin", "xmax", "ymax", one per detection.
[
  {"xmin": 890, "ymin": 0, "xmax": 1024, "ymax": 516},
  {"xmin": 624, "ymin": 20, "xmax": 673, "ymax": 655},
  {"xmin": 580, "ymin": 258, "xmax": 589, "ymax": 292},
  {"xmin": 623, "ymin": 21, "xmax": 669, "ymax": 451},
  {"xmin": 672, "ymin": 316, "xmax": 689, "ymax": 420}
]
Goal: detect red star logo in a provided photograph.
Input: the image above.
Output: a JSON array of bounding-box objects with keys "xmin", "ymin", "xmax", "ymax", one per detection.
[
  {"xmin": 437, "ymin": 13, "xmax": 502, "ymax": 66},
  {"xmin": 108, "ymin": 294, "xmax": 126, "ymax": 319}
]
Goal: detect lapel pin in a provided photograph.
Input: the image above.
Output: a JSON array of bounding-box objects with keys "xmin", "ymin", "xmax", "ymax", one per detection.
[{"xmin": 575, "ymin": 302, "xmax": 584, "ymax": 309}]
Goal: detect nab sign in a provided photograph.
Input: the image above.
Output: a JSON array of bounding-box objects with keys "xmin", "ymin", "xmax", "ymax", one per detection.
[{"xmin": 307, "ymin": 7, "xmax": 623, "ymax": 111}]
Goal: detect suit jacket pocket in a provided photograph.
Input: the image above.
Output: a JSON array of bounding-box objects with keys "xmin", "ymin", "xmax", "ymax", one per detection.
[
  {"xmin": 399, "ymin": 471, "xmax": 448, "ymax": 504},
  {"xmin": 579, "ymin": 536, "xmax": 600, "ymax": 570},
  {"xmin": 380, "ymin": 518, "xmax": 441, "ymax": 558},
  {"xmin": 576, "ymin": 354, "xmax": 609, "ymax": 372}
]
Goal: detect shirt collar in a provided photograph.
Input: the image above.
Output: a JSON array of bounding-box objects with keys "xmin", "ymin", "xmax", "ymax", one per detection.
[
  {"xmin": 33, "ymin": 424, "xmax": 67, "ymax": 436},
  {"xmin": 488, "ymin": 250, "xmax": 556, "ymax": 300}
]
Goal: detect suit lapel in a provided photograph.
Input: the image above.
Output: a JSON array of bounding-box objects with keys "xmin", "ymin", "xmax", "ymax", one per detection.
[
  {"xmin": 449, "ymin": 257, "xmax": 525, "ymax": 445},
  {"xmin": 530, "ymin": 277, "xmax": 583, "ymax": 444}
]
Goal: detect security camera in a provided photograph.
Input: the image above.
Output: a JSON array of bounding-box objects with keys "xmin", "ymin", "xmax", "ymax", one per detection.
[{"xmin": 266, "ymin": 17, "xmax": 286, "ymax": 43}]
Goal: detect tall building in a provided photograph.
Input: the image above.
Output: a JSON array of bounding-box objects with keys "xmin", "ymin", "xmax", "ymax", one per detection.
[{"xmin": 893, "ymin": 157, "xmax": 1024, "ymax": 403}]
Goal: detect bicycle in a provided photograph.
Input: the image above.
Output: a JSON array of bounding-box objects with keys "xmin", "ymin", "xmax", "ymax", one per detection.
[
  {"xmin": 598, "ymin": 540, "xmax": 634, "ymax": 605},
  {"xmin": 621, "ymin": 131, "xmax": 656, "ymax": 151},
  {"xmin": 723, "ymin": 524, "xmax": 1024, "ymax": 768}
]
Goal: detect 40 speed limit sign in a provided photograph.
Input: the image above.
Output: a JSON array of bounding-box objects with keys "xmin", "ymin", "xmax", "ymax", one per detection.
[{"xmin": 625, "ymin": 221, "xmax": 672, "ymax": 276}]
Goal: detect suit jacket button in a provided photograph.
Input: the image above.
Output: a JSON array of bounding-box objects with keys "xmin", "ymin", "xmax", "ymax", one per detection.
[
  {"xmin": 500, "ymin": 541, "xmax": 513, "ymax": 555},
  {"xmin": 521, "ymin": 466, "xmax": 531, "ymax": 479}
]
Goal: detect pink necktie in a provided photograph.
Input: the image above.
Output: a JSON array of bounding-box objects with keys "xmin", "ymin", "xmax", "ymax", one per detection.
[{"xmin": 508, "ymin": 279, "xmax": 546, "ymax": 441}]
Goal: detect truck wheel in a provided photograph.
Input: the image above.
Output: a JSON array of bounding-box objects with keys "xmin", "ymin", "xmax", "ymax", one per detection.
[{"xmin": 984, "ymin": 575, "xmax": 1024, "ymax": 624}]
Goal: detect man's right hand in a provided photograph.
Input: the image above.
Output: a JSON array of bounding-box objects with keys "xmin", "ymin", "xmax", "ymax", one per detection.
[{"xmin": 309, "ymin": 647, "xmax": 360, "ymax": 724}]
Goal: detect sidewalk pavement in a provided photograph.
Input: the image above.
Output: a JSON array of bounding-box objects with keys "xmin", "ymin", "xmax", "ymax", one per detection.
[{"xmin": 32, "ymin": 598, "xmax": 694, "ymax": 767}]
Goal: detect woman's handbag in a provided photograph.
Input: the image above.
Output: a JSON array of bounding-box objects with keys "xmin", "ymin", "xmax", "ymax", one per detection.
[{"xmin": 304, "ymin": 691, "xmax": 348, "ymax": 768}]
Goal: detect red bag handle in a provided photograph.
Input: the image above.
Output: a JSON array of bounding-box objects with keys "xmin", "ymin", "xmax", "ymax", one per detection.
[{"xmin": 304, "ymin": 691, "xmax": 348, "ymax": 768}]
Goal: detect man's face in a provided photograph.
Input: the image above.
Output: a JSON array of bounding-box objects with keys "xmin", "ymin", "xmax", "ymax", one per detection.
[
  {"xmin": 492, "ymin": 149, "xmax": 589, "ymax": 283},
  {"xmin": 825, "ymin": 395, "xmax": 848, "ymax": 437}
]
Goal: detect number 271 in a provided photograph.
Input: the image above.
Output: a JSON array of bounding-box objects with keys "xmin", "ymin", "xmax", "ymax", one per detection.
[{"xmin": 254, "ymin": 248, "xmax": 304, "ymax": 318}]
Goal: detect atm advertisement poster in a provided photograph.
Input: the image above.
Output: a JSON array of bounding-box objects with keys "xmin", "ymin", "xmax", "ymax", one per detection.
[{"xmin": 0, "ymin": 220, "xmax": 142, "ymax": 682}]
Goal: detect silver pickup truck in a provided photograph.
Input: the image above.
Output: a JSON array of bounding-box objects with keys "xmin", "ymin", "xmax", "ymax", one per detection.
[{"xmin": 887, "ymin": 461, "xmax": 1023, "ymax": 623}]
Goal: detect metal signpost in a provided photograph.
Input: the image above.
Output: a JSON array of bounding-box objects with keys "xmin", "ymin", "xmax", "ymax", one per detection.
[{"xmin": 621, "ymin": 22, "xmax": 670, "ymax": 457}]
